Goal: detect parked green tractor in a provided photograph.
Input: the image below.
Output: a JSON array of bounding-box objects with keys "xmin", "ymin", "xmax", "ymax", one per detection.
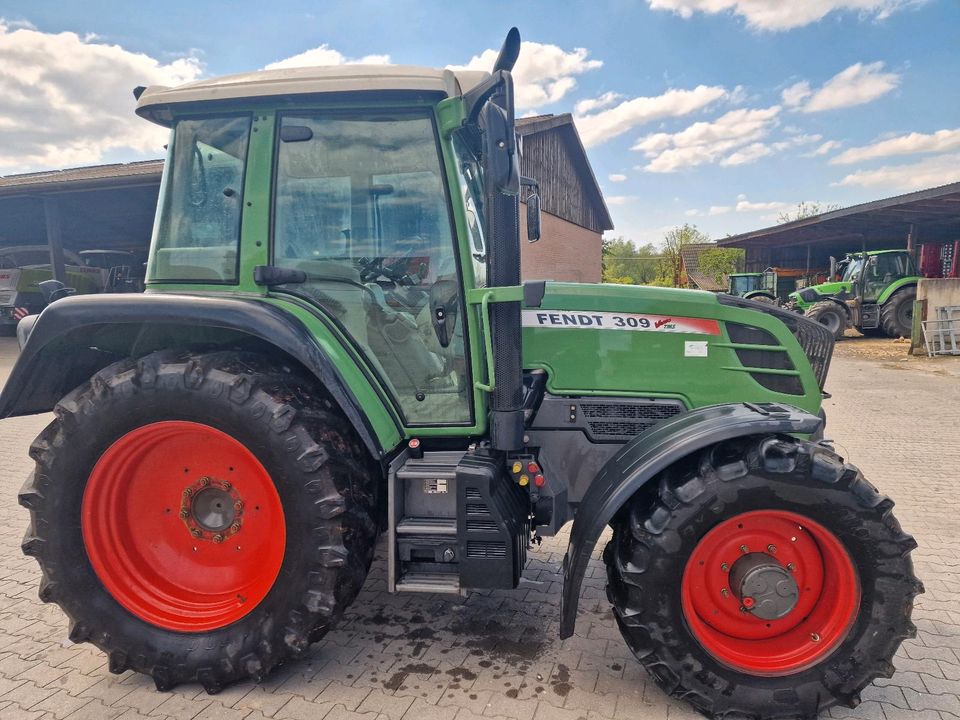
[
  {"xmin": 1, "ymin": 30, "xmax": 920, "ymax": 720},
  {"xmin": 788, "ymin": 249, "xmax": 919, "ymax": 339},
  {"xmin": 727, "ymin": 269, "xmax": 777, "ymax": 303}
]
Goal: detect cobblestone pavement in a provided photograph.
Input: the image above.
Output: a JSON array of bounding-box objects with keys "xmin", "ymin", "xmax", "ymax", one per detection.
[{"xmin": 0, "ymin": 336, "xmax": 957, "ymax": 720}]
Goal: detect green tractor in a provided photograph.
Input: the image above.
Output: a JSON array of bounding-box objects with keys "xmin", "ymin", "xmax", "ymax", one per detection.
[
  {"xmin": 1, "ymin": 30, "xmax": 920, "ymax": 720},
  {"xmin": 788, "ymin": 249, "xmax": 919, "ymax": 339},
  {"xmin": 727, "ymin": 269, "xmax": 777, "ymax": 303}
]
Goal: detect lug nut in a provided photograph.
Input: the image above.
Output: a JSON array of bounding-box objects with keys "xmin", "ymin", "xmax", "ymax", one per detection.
[
  {"xmin": 234, "ymin": 500, "xmax": 244, "ymax": 511},
  {"xmin": 720, "ymin": 588, "xmax": 729, "ymax": 598},
  {"xmin": 222, "ymin": 481, "xmax": 231, "ymax": 490},
  {"xmin": 720, "ymin": 562, "xmax": 729, "ymax": 572},
  {"xmin": 179, "ymin": 509, "xmax": 189, "ymax": 519},
  {"xmin": 212, "ymin": 534, "xmax": 224, "ymax": 543},
  {"xmin": 190, "ymin": 528, "xmax": 201, "ymax": 538},
  {"xmin": 230, "ymin": 522, "xmax": 241, "ymax": 534},
  {"xmin": 767, "ymin": 544, "xmax": 777, "ymax": 554},
  {"xmin": 787, "ymin": 562, "xmax": 797, "ymax": 572},
  {"xmin": 199, "ymin": 476, "xmax": 210, "ymax": 487},
  {"xmin": 810, "ymin": 632, "xmax": 820, "ymax": 642},
  {"xmin": 739, "ymin": 544, "xmax": 749, "ymax": 554},
  {"xmin": 183, "ymin": 488, "xmax": 193, "ymax": 497}
]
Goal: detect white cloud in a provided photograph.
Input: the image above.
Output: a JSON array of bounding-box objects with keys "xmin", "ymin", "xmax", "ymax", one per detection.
[
  {"xmin": 831, "ymin": 128, "xmax": 960, "ymax": 165},
  {"xmin": 646, "ymin": 0, "xmax": 925, "ymax": 31},
  {"xmin": 684, "ymin": 208, "xmax": 700, "ymax": 217},
  {"xmin": 605, "ymin": 195, "xmax": 637, "ymax": 206},
  {"xmin": 574, "ymin": 91, "xmax": 622, "ymax": 115},
  {"xmin": 265, "ymin": 45, "xmax": 390, "ymax": 69},
  {"xmin": 575, "ymin": 85, "xmax": 729, "ymax": 148},
  {"xmin": 0, "ymin": 20, "xmax": 202, "ymax": 173},
  {"xmin": 791, "ymin": 62, "xmax": 900, "ymax": 113},
  {"xmin": 608, "ymin": 173, "xmax": 628, "ymax": 182},
  {"xmin": 453, "ymin": 41, "xmax": 602, "ymax": 111},
  {"xmin": 734, "ymin": 197, "xmax": 789, "ymax": 212},
  {"xmin": 708, "ymin": 205, "xmax": 732, "ymax": 215},
  {"xmin": 781, "ymin": 81, "xmax": 812, "ymax": 107},
  {"xmin": 632, "ymin": 105, "xmax": 781, "ymax": 172},
  {"xmin": 720, "ymin": 142, "xmax": 774, "ymax": 166},
  {"xmin": 808, "ymin": 139, "xmax": 843, "ymax": 156},
  {"xmin": 834, "ymin": 153, "xmax": 960, "ymax": 190}
]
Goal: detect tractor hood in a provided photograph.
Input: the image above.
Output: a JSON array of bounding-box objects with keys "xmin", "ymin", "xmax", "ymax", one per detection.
[{"xmin": 518, "ymin": 282, "xmax": 830, "ymax": 417}]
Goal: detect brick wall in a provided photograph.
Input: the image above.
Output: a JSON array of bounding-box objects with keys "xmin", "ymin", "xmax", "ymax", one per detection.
[{"xmin": 519, "ymin": 204, "xmax": 602, "ymax": 283}]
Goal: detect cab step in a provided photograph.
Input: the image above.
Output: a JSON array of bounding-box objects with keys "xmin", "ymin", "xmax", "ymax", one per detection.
[{"xmin": 395, "ymin": 572, "xmax": 460, "ymax": 594}]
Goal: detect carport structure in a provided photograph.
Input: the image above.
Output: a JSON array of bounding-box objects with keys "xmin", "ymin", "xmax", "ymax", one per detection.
[
  {"xmin": 0, "ymin": 161, "xmax": 162, "ymax": 282},
  {"xmin": 719, "ymin": 181, "xmax": 960, "ymax": 274}
]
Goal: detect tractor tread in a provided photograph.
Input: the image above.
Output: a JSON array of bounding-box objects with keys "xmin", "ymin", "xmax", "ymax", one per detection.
[
  {"xmin": 20, "ymin": 349, "xmax": 380, "ymax": 694},
  {"xmin": 880, "ymin": 286, "xmax": 917, "ymax": 339},
  {"xmin": 605, "ymin": 434, "xmax": 921, "ymax": 720}
]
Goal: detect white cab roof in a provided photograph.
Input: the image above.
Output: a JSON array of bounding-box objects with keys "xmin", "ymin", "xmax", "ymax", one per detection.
[{"xmin": 136, "ymin": 65, "xmax": 490, "ymax": 125}]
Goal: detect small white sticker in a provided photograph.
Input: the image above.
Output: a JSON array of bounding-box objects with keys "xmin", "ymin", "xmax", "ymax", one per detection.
[{"xmin": 684, "ymin": 341, "xmax": 709, "ymax": 357}]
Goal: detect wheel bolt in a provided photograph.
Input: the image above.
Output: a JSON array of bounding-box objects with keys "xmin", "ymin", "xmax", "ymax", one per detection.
[
  {"xmin": 810, "ymin": 632, "xmax": 820, "ymax": 642},
  {"xmin": 787, "ymin": 562, "xmax": 797, "ymax": 572},
  {"xmin": 720, "ymin": 562, "xmax": 729, "ymax": 572},
  {"xmin": 234, "ymin": 501, "xmax": 244, "ymax": 511},
  {"xmin": 720, "ymin": 588, "xmax": 729, "ymax": 598},
  {"xmin": 183, "ymin": 488, "xmax": 193, "ymax": 497},
  {"xmin": 222, "ymin": 481, "xmax": 231, "ymax": 490},
  {"xmin": 178, "ymin": 509, "xmax": 189, "ymax": 519},
  {"xmin": 212, "ymin": 534, "xmax": 224, "ymax": 543},
  {"xmin": 767, "ymin": 544, "xmax": 777, "ymax": 554},
  {"xmin": 230, "ymin": 522, "xmax": 241, "ymax": 534},
  {"xmin": 190, "ymin": 528, "xmax": 201, "ymax": 538},
  {"xmin": 199, "ymin": 476, "xmax": 210, "ymax": 487},
  {"xmin": 739, "ymin": 544, "xmax": 749, "ymax": 554}
]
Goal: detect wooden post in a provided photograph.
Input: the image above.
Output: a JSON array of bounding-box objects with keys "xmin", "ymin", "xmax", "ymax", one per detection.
[
  {"xmin": 42, "ymin": 197, "xmax": 66, "ymax": 284},
  {"xmin": 805, "ymin": 244, "xmax": 811, "ymax": 275}
]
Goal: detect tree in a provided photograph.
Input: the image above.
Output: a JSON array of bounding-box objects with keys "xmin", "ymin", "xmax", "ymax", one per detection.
[
  {"xmin": 602, "ymin": 237, "xmax": 662, "ymax": 285},
  {"xmin": 660, "ymin": 224, "xmax": 710, "ymax": 287},
  {"xmin": 777, "ymin": 201, "xmax": 841, "ymax": 224},
  {"xmin": 699, "ymin": 248, "xmax": 745, "ymax": 284}
]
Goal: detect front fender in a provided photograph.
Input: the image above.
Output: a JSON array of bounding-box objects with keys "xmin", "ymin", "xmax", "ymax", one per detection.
[
  {"xmin": 0, "ymin": 293, "xmax": 401, "ymax": 458},
  {"xmin": 558, "ymin": 402, "xmax": 821, "ymax": 638}
]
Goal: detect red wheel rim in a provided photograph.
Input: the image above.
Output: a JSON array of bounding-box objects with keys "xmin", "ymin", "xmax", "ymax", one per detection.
[
  {"xmin": 82, "ymin": 421, "xmax": 285, "ymax": 632},
  {"xmin": 680, "ymin": 510, "xmax": 860, "ymax": 675}
]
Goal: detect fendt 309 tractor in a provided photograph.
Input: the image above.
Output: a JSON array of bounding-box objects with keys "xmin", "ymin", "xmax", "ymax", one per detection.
[
  {"xmin": 788, "ymin": 250, "xmax": 919, "ymax": 340},
  {"xmin": 1, "ymin": 30, "xmax": 920, "ymax": 719}
]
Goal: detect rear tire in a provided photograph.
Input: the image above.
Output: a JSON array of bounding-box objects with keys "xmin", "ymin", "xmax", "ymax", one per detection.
[
  {"xmin": 19, "ymin": 350, "xmax": 379, "ymax": 693},
  {"xmin": 804, "ymin": 301, "xmax": 847, "ymax": 340},
  {"xmin": 605, "ymin": 435, "xmax": 921, "ymax": 720},
  {"xmin": 880, "ymin": 287, "xmax": 916, "ymax": 339}
]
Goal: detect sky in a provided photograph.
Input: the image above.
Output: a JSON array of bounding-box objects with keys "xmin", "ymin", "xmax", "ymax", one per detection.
[{"xmin": 0, "ymin": 0, "xmax": 958, "ymax": 246}]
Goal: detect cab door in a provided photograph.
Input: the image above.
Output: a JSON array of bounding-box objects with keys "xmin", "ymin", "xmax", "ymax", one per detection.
[{"xmin": 269, "ymin": 108, "xmax": 474, "ymax": 427}]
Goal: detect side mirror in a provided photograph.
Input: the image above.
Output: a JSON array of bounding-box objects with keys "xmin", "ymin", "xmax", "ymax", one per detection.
[
  {"xmin": 829, "ymin": 256, "xmax": 837, "ymax": 280},
  {"xmin": 478, "ymin": 100, "xmax": 519, "ymax": 196},
  {"xmin": 521, "ymin": 176, "xmax": 541, "ymax": 243}
]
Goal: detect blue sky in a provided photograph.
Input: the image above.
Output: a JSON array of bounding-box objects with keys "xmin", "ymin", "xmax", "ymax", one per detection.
[{"xmin": 1, "ymin": 0, "xmax": 958, "ymax": 246}]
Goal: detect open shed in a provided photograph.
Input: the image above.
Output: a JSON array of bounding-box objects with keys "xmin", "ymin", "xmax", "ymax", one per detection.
[{"xmin": 719, "ymin": 181, "xmax": 960, "ymax": 276}]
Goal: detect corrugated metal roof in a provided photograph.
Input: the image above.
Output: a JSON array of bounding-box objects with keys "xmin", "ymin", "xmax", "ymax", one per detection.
[
  {"xmin": 719, "ymin": 181, "xmax": 960, "ymax": 248},
  {"xmin": 0, "ymin": 160, "xmax": 163, "ymax": 196}
]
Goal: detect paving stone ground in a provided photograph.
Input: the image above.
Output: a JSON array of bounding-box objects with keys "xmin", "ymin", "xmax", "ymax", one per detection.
[{"xmin": 0, "ymin": 335, "xmax": 956, "ymax": 720}]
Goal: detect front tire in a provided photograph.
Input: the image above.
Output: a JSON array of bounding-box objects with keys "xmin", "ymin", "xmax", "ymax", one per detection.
[
  {"xmin": 804, "ymin": 301, "xmax": 847, "ymax": 340},
  {"xmin": 880, "ymin": 287, "xmax": 916, "ymax": 339},
  {"xmin": 605, "ymin": 435, "xmax": 921, "ymax": 720},
  {"xmin": 19, "ymin": 350, "xmax": 379, "ymax": 693}
]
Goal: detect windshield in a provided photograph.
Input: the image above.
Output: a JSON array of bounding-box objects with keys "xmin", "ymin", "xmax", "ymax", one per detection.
[
  {"xmin": 149, "ymin": 115, "xmax": 251, "ymax": 283},
  {"xmin": 842, "ymin": 258, "xmax": 864, "ymax": 283},
  {"xmin": 730, "ymin": 275, "xmax": 760, "ymax": 294}
]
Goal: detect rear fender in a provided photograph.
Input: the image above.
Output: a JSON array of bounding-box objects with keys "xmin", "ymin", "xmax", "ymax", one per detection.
[
  {"xmin": 558, "ymin": 402, "xmax": 822, "ymax": 639},
  {"xmin": 877, "ymin": 279, "xmax": 917, "ymax": 306},
  {"xmin": 0, "ymin": 293, "xmax": 401, "ymax": 458}
]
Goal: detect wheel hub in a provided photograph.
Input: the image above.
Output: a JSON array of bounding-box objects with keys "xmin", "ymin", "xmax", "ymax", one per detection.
[
  {"xmin": 729, "ymin": 552, "xmax": 798, "ymax": 620},
  {"xmin": 180, "ymin": 476, "xmax": 244, "ymax": 542}
]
